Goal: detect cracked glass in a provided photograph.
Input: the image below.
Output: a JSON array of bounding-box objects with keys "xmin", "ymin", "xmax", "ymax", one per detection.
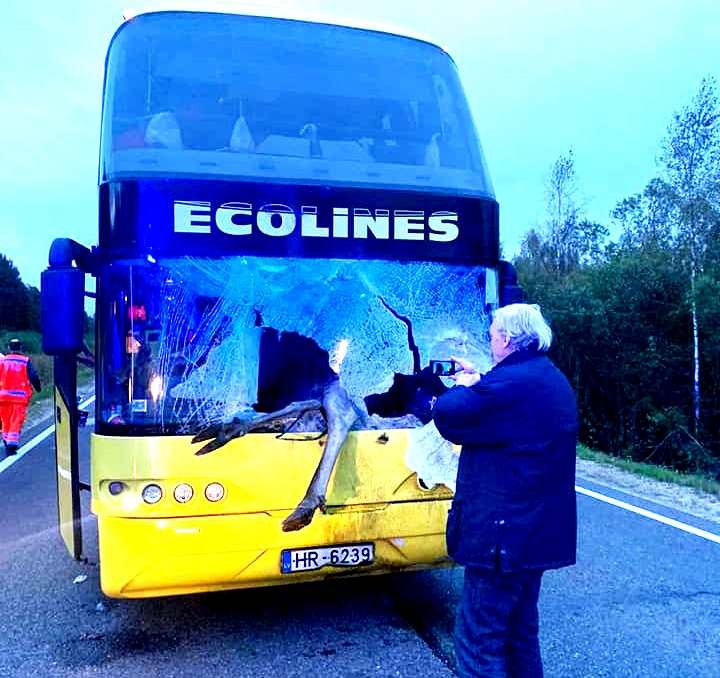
[{"xmin": 97, "ymin": 256, "xmax": 493, "ymax": 436}]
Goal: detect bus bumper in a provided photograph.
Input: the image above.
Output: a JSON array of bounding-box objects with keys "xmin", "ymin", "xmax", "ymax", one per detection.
[{"xmin": 97, "ymin": 500, "xmax": 452, "ymax": 598}]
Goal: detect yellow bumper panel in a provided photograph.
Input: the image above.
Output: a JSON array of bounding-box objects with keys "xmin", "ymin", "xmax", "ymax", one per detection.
[{"xmin": 98, "ymin": 501, "xmax": 451, "ymax": 598}]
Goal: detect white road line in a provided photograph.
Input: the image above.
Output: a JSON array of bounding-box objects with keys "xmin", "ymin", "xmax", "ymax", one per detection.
[
  {"xmin": 576, "ymin": 484, "xmax": 720, "ymax": 544},
  {"xmin": 0, "ymin": 396, "xmax": 95, "ymax": 475}
]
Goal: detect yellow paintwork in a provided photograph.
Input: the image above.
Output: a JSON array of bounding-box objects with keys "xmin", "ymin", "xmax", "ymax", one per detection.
[
  {"xmin": 55, "ymin": 388, "xmax": 77, "ymax": 558},
  {"xmin": 91, "ymin": 430, "xmax": 455, "ymax": 598}
]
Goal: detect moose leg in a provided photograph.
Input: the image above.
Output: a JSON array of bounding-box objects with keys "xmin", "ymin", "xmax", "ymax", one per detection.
[
  {"xmin": 193, "ymin": 399, "xmax": 323, "ymax": 455},
  {"xmin": 282, "ymin": 381, "xmax": 357, "ymax": 532}
]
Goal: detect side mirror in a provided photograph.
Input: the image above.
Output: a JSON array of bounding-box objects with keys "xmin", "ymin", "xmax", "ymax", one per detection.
[
  {"xmin": 41, "ymin": 267, "xmax": 85, "ymax": 355},
  {"xmin": 498, "ymin": 260, "xmax": 524, "ymax": 307}
]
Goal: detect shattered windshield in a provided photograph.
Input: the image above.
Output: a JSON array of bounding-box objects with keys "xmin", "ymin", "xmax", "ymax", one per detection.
[{"xmin": 97, "ymin": 256, "xmax": 494, "ymax": 435}]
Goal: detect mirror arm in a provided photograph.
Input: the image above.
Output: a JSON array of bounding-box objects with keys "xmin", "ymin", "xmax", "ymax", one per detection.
[{"xmin": 48, "ymin": 238, "xmax": 97, "ymax": 275}]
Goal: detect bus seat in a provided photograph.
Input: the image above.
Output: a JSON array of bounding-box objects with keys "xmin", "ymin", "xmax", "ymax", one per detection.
[
  {"xmin": 255, "ymin": 135, "xmax": 313, "ymax": 157},
  {"xmin": 319, "ymin": 140, "xmax": 373, "ymax": 162},
  {"xmin": 228, "ymin": 115, "xmax": 255, "ymax": 152},
  {"xmin": 300, "ymin": 123, "xmax": 322, "ymax": 157},
  {"xmin": 424, "ymin": 132, "xmax": 442, "ymax": 168},
  {"xmin": 255, "ymin": 123, "xmax": 322, "ymax": 158},
  {"xmin": 423, "ymin": 132, "xmax": 466, "ymax": 168},
  {"xmin": 144, "ymin": 109, "xmax": 253, "ymax": 151},
  {"xmin": 144, "ymin": 112, "xmax": 183, "ymax": 150}
]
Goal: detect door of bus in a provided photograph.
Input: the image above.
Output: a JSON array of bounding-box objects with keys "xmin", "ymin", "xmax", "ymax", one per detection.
[
  {"xmin": 41, "ymin": 241, "xmax": 94, "ymax": 560},
  {"xmin": 54, "ymin": 364, "xmax": 83, "ymax": 560}
]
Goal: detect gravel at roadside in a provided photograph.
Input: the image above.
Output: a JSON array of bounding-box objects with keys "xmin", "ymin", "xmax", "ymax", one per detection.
[{"xmin": 576, "ymin": 458, "xmax": 720, "ymax": 525}]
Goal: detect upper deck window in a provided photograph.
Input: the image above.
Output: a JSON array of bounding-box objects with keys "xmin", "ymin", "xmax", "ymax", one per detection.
[{"xmin": 100, "ymin": 12, "xmax": 493, "ymax": 196}]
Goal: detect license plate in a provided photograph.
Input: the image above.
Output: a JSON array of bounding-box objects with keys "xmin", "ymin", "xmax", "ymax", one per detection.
[{"xmin": 281, "ymin": 543, "xmax": 374, "ymax": 574}]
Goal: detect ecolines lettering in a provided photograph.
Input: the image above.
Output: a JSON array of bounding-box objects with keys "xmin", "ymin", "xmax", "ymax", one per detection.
[{"xmin": 173, "ymin": 201, "xmax": 459, "ymax": 242}]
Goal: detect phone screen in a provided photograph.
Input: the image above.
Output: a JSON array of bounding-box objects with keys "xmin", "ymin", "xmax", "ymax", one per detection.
[{"xmin": 430, "ymin": 360, "xmax": 456, "ymax": 377}]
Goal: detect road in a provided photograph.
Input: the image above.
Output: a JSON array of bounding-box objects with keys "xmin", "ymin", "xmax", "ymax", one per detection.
[{"xmin": 0, "ymin": 418, "xmax": 719, "ymax": 677}]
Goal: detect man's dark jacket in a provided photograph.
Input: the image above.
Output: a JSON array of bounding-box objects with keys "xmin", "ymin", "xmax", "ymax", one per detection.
[{"xmin": 432, "ymin": 349, "xmax": 578, "ymax": 573}]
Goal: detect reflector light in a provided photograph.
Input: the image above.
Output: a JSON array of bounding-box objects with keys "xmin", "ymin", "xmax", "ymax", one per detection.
[
  {"xmin": 205, "ymin": 482, "xmax": 225, "ymax": 502},
  {"xmin": 141, "ymin": 484, "xmax": 163, "ymax": 504},
  {"xmin": 174, "ymin": 483, "xmax": 194, "ymax": 503},
  {"xmin": 108, "ymin": 481, "xmax": 125, "ymax": 496}
]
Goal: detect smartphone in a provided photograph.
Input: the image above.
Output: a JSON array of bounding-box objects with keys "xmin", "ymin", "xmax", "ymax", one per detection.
[{"xmin": 429, "ymin": 360, "xmax": 457, "ymax": 377}]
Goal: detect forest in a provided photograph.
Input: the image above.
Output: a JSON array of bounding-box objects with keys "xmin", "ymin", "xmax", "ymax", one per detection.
[{"xmin": 515, "ymin": 77, "xmax": 720, "ymax": 477}]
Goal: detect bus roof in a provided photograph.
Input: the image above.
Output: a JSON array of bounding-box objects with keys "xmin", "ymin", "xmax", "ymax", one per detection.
[{"xmin": 121, "ymin": 2, "xmax": 451, "ymax": 59}]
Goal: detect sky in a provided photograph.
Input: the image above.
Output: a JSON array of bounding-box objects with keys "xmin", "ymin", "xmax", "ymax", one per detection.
[{"xmin": 2, "ymin": 0, "xmax": 719, "ymax": 287}]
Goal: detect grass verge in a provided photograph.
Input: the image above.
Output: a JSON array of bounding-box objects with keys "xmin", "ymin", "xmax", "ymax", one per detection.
[{"xmin": 577, "ymin": 444, "xmax": 720, "ymax": 496}]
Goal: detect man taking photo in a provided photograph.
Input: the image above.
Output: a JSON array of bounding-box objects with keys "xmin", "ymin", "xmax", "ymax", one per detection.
[{"xmin": 432, "ymin": 303, "xmax": 578, "ymax": 678}]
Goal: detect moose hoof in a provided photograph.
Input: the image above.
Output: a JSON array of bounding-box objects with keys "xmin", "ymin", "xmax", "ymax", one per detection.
[{"xmin": 281, "ymin": 504, "xmax": 318, "ymax": 532}]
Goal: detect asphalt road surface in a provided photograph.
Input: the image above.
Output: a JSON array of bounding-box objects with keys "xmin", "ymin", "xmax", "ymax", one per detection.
[{"xmin": 1, "ymin": 418, "xmax": 719, "ymax": 677}]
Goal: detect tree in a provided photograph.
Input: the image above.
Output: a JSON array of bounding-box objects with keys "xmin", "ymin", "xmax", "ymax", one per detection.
[
  {"xmin": 545, "ymin": 149, "xmax": 581, "ymax": 274},
  {"xmin": 612, "ymin": 177, "xmax": 676, "ymax": 250},
  {"xmin": 0, "ymin": 254, "xmax": 32, "ymax": 331},
  {"xmin": 520, "ymin": 150, "xmax": 607, "ymax": 276},
  {"xmin": 660, "ymin": 76, "xmax": 720, "ymax": 433},
  {"xmin": 23, "ymin": 285, "xmax": 41, "ymax": 331}
]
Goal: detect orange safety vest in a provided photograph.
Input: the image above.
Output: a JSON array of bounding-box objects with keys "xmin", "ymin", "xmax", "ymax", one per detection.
[{"xmin": 0, "ymin": 353, "xmax": 33, "ymax": 403}]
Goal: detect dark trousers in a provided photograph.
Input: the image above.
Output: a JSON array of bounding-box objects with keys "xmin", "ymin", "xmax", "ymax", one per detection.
[{"xmin": 454, "ymin": 567, "xmax": 544, "ymax": 678}]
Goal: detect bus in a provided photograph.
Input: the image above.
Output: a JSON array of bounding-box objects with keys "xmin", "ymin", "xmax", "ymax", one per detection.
[{"xmin": 41, "ymin": 6, "xmax": 522, "ymax": 598}]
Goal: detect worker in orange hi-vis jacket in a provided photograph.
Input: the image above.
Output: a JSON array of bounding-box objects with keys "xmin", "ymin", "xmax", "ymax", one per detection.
[{"xmin": 0, "ymin": 338, "xmax": 42, "ymax": 457}]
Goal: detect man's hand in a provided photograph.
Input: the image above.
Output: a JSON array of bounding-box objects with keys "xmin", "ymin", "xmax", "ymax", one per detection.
[{"xmin": 450, "ymin": 355, "xmax": 481, "ymax": 387}]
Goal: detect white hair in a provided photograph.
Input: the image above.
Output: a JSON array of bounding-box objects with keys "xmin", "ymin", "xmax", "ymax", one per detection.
[{"xmin": 492, "ymin": 303, "xmax": 552, "ymax": 351}]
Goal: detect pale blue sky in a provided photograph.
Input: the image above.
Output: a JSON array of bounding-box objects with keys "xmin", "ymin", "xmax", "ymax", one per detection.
[{"xmin": 2, "ymin": 0, "xmax": 719, "ymax": 286}]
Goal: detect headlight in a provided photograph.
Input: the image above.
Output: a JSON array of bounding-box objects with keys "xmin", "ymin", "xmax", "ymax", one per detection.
[
  {"xmin": 141, "ymin": 484, "xmax": 163, "ymax": 504},
  {"xmin": 173, "ymin": 483, "xmax": 194, "ymax": 503},
  {"xmin": 205, "ymin": 482, "xmax": 225, "ymax": 502}
]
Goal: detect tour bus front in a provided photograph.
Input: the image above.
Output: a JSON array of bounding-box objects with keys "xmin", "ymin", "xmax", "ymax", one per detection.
[{"xmin": 88, "ymin": 10, "xmax": 502, "ymax": 598}]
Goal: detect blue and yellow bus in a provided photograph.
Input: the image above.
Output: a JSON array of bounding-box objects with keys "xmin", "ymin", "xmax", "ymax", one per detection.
[{"xmin": 41, "ymin": 6, "xmax": 520, "ymax": 598}]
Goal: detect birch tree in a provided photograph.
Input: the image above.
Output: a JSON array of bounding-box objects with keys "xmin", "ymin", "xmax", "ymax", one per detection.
[
  {"xmin": 545, "ymin": 149, "xmax": 580, "ymax": 273},
  {"xmin": 522, "ymin": 150, "xmax": 607, "ymax": 275},
  {"xmin": 660, "ymin": 77, "xmax": 720, "ymax": 433}
]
